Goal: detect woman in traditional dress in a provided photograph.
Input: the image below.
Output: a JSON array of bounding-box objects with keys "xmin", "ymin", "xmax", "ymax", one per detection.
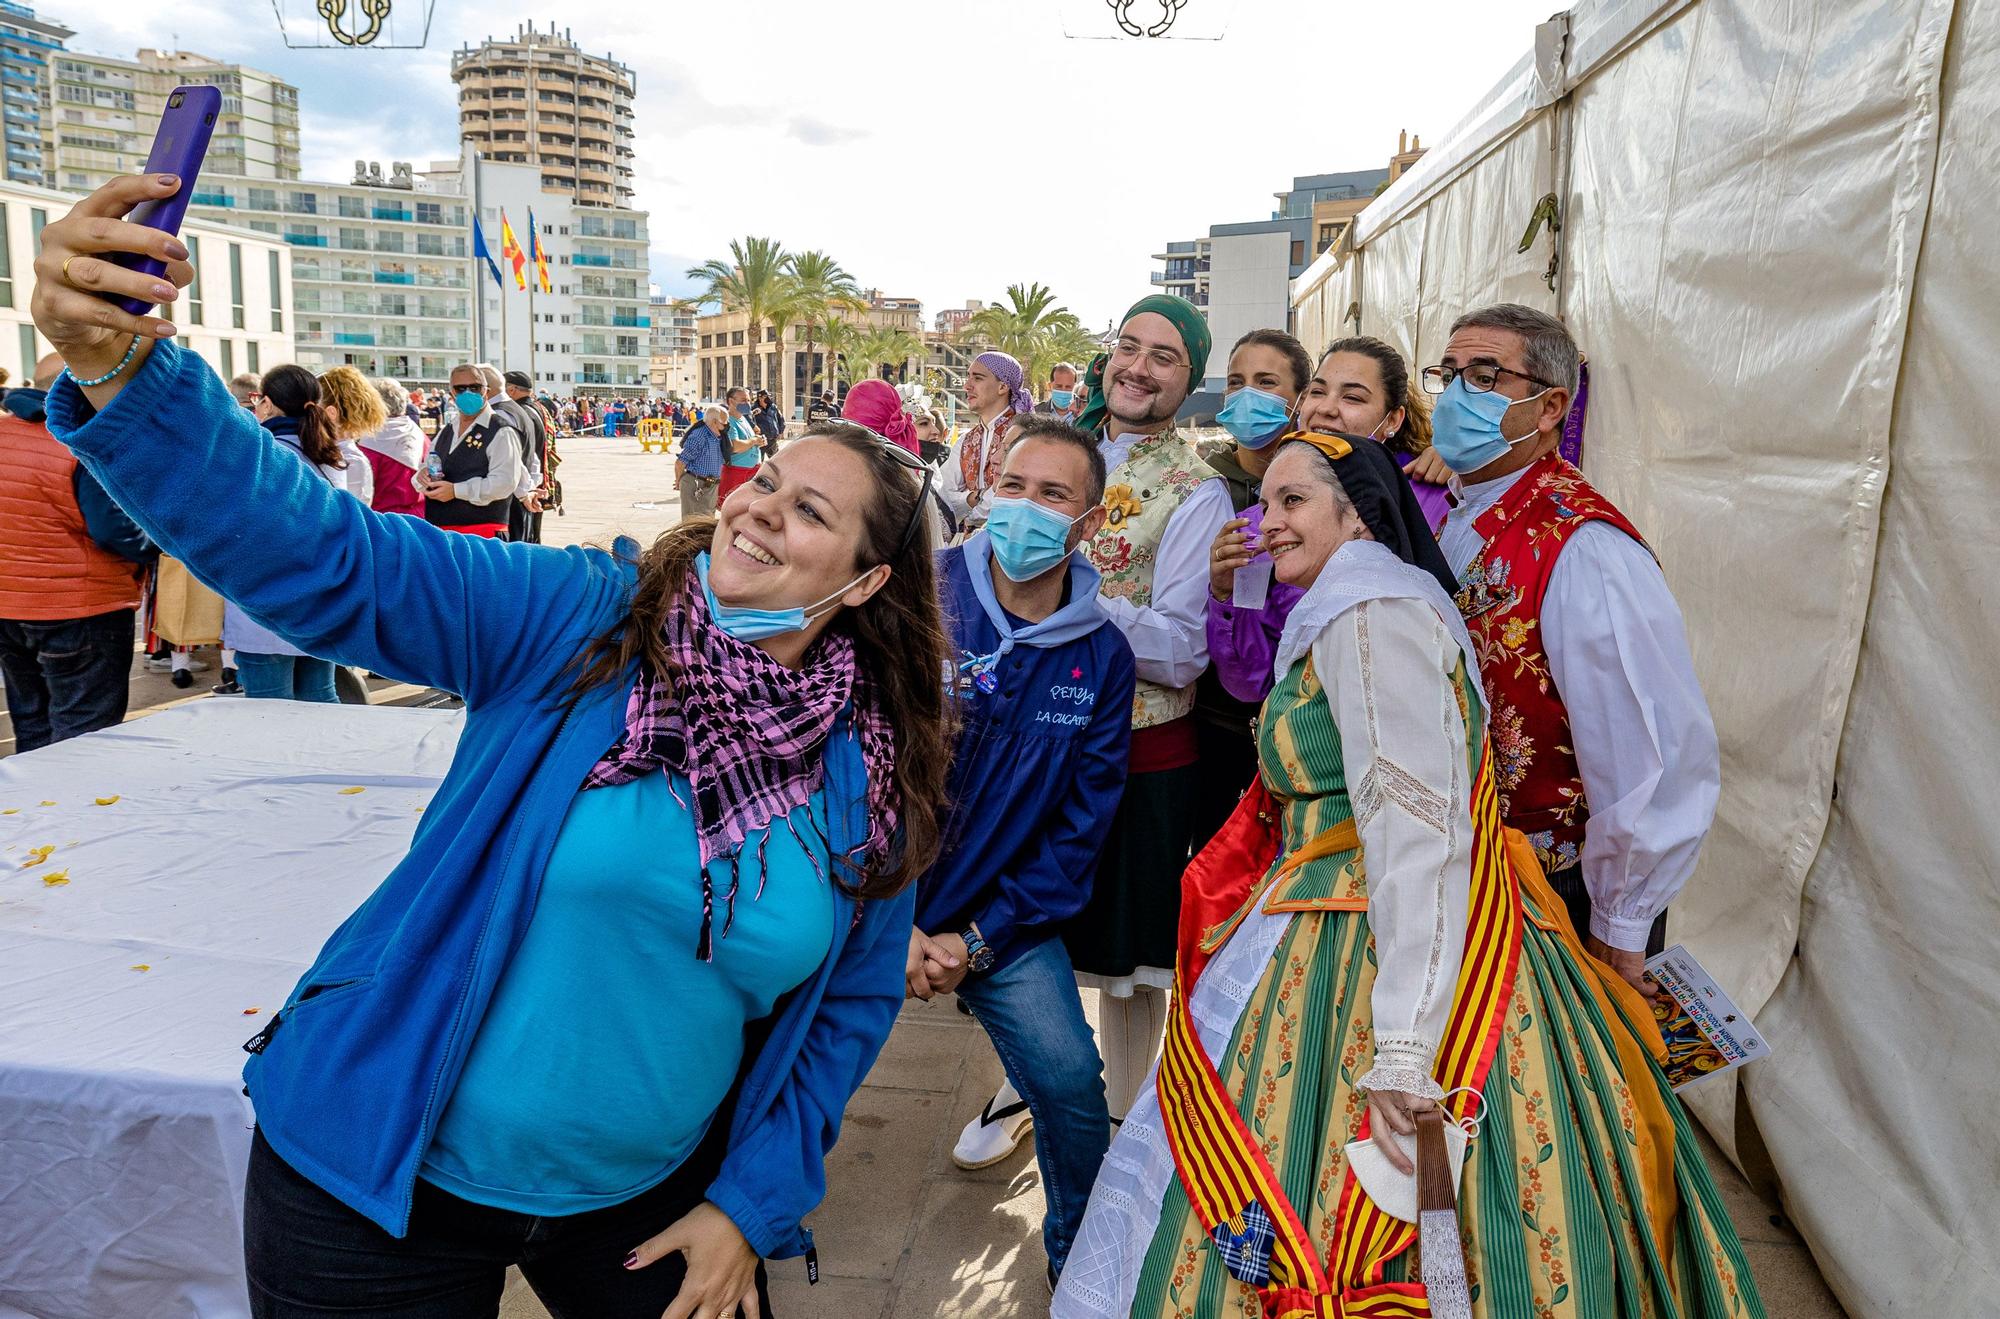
[{"xmin": 1055, "ymin": 432, "xmax": 1764, "ymax": 1319}]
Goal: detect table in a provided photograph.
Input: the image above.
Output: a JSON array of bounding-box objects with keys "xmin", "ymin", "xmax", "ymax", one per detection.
[{"xmin": 0, "ymin": 701, "xmax": 463, "ymax": 1319}]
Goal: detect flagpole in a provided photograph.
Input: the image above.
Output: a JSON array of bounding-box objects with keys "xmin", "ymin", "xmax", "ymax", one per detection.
[
  {"xmin": 469, "ymin": 145, "xmax": 484, "ymax": 369},
  {"xmin": 528, "ymin": 256, "xmax": 537, "ymax": 383}
]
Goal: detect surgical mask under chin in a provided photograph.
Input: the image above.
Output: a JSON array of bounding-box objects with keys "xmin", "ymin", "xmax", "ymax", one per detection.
[
  {"xmin": 984, "ymin": 497, "xmax": 1084, "ymax": 582},
  {"xmin": 1428, "ymin": 376, "xmax": 1545, "ymax": 474},
  {"xmin": 696, "ymin": 549, "xmax": 866, "ymax": 643},
  {"xmin": 1217, "ymin": 385, "xmax": 1295, "ymax": 449},
  {"xmin": 454, "ymin": 389, "xmax": 485, "ymax": 417}
]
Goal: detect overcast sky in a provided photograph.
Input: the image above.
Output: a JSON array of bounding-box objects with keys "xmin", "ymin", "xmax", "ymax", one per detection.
[{"xmin": 68, "ymin": 0, "xmax": 1556, "ymax": 328}]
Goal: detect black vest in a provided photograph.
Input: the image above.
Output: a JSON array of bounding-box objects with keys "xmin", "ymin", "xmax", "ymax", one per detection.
[{"xmin": 426, "ymin": 414, "xmax": 516, "ymax": 528}]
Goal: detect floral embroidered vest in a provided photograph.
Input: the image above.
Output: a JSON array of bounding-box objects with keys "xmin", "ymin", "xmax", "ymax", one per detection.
[
  {"xmin": 957, "ymin": 409, "xmax": 1015, "ymax": 506},
  {"xmin": 1453, "ymin": 454, "xmax": 1648, "ymax": 875},
  {"xmin": 1084, "ymin": 426, "xmax": 1212, "ymax": 729}
]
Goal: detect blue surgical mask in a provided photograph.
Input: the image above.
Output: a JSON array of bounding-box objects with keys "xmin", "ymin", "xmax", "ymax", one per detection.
[
  {"xmin": 1429, "ymin": 376, "xmax": 1545, "ymax": 474},
  {"xmin": 1049, "ymin": 389, "xmax": 1075, "ymax": 409},
  {"xmin": 1216, "ymin": 386, "xmax": 1294, "ymax": 449},
  {"xmin": 695, "ymin": 550, "xmax": 866, "ymax": 642},
  {"xmin": 985, "ymin": 497, "xmax": 1084, "ymax": 583},
  {"xmin": 454, "ymin": 389, "xmax": 485, "ymax": 417}
]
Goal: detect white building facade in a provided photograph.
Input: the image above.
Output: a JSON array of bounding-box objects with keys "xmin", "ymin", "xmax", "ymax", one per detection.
[{"xmin": 0, "ymin": 177, "xmax": 292, "ymax": 382}]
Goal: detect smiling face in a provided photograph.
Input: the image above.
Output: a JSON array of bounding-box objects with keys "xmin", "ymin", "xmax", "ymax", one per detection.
[
  {"xmin": 1105, "ymin": 311, "xmax": 1194, "ymax": 428},
  {"xmin": 1258, "ymin": 444, "xmax": 1374, "ymax": 588},
  {"xmin": 706, "ymin": 437, "xmax": 892, "ymax": 623},
  {"xmin": 965, "ymin": 362, "xmax": 1008, "ymax": 415},
  {"xmin": 1297, "ymin": 350, "xmax": 1402, "ymax": 441}
]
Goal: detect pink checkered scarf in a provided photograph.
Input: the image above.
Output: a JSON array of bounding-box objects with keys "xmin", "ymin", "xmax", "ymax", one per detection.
[{"xmin": 583, "ymin": 567, "xmax": 900, "ymax": 959}]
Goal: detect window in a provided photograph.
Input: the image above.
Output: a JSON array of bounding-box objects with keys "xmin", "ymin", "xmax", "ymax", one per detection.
[
  {"xmin": 288, "ymin": 192, "xmax": 317, "ymax": 214},
  {"xmin": 1290, "ymin": 240, "xmax": 1306, "ymax": 266},
  {"xmin": 29, "ymin": 208, "xmax": 46, "ymax": 254},
  {"xmin": 247, "ymin": 340, "xmax": 260, "ymax": 373},
  {"xmin": 229, "ymin": 244, "xmax": 245, "ymax": 329},
  {"xmin": 339, "ymin": 196, "xmax": 364, "ymax": 218},
  {"xmin": 0, "ymin": 203, "xmax": 12, "ymax": 308},
  {"xmin": 19, "ymin": 323, "xmax": 36, "ymax": 378},
  {"xmin": 269, "ymin": 250, "xmax": 283, "ymax": 331},
  {"xmin": 187, "ymin": 236, "xmax": 203, "ymax": 324},
  {"xmin": 248, "ymin": 188, "xmax": 278, "ymax": 211},
  {"xmin": 221, "ymin": 339, "xmax": 234, "ymax": 376}
]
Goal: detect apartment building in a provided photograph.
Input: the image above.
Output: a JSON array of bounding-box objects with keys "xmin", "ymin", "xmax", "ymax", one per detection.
[
  {"xmin": 452, "ymin": 22, "xmax": 636, "ymax": 209},
  {"xmin": 52, "ymin": 48, "xmax": 301, "ymax": 194}
]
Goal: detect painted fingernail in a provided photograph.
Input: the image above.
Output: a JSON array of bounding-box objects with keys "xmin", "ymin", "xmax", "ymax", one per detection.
[
  {"xmin": 166, "ymin": 239, "xmax": 189, "ymax": 260},
  {"xmin": 152, "ymin": 283, "xmax": 176, "ymax": 300},
  {"xmin": 155, "ymin": 320, "xmax": 177, "ymax": 337},
  {"xmin": 156, "ymin": 173, "xmax": 180, "ymax": 187},
  {"xmin": 622, "ymin": 1251, "xmax": 639, "ymax": 1269}
]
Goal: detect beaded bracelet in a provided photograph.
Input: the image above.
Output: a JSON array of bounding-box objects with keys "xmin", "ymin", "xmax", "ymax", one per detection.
[{"xmin": 62, "ymin": 333, "xmax": 143, "ymax": 389}]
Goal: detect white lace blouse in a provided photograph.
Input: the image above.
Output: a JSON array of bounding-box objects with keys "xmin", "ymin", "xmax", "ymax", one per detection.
[{"xmin": 1311, "ymin": 596, "xmax": 1476, "ymax": 1100}]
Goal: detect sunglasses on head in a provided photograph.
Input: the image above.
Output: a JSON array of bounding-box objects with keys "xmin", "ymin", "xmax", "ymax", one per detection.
[{"xmin": 817, "ymin": 420, "xmax": 934, "ymax": 556}]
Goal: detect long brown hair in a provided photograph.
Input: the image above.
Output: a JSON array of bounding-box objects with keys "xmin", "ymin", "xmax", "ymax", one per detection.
[
  {"xmin": 1322, "ymin": 335, "xmax": 1432, "ymax": 454},
  {"xmin": 259, "ymin": 363, "xmax": 344, "ymax": 468},
  {"xmin": 574, "ymin": 423, "xmax": 954, "ymax": 899}
]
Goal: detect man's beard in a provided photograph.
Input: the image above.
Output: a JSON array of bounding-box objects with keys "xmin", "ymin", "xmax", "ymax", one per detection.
[{"xmin": 1106, "ymin": 367, "xmax": 1179, "ymax": 426}]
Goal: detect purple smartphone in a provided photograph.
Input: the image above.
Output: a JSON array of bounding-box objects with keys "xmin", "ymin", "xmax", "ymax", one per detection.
[{"xmin": 106, "ymin": 84, "xmax": 221, "ymax": 315}]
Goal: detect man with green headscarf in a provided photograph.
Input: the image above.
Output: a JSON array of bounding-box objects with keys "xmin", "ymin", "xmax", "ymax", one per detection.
[{"xmin": 956, "ymin": 294, "xmax": 1233, "ymax": 1176}]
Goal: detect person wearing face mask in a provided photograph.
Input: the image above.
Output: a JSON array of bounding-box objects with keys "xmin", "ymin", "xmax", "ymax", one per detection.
[
  {"xmin": 1033, "ymin": 361, "xmax": 1080, "ymax": 415},
  {"xmin": 1429, "ymin": 303, "xmax": 1718, "ymax": 996},
  {"xmin": 1191, "ymin": 329, "xmax": 1316, "ymax": 844},
  {"xmin": 719, "ymin": 386, "xmax": 763, "ymax": 500},
  {"xmin": 32, "ymin": 175, "xmax": 963, "ymax": 1319},
  {"xmin": 908, "ymin": 415, "xmax": 1135, "ymax": 1288},
  {"xmin": 418, "ymin": 362, "xmax": 525, "ymax": 539},
  {"xmin": 1054, "ymin": 430, "xmax": 1765, "ymax": 1319}
]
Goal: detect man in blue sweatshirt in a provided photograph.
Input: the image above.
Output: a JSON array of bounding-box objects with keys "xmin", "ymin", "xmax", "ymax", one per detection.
[{"xmin": 910, "ymin": 414, "xmax": 1136, "ymax": 1286}]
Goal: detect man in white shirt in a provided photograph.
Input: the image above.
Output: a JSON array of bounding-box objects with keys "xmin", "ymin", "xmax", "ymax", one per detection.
[
  {"xmin": 1428, "ymin": 302, "xmax": 1719, "ymax": 994},
  {"xmin": 419, "ymin": 362, "xmax": 525, "ymax": 539}
]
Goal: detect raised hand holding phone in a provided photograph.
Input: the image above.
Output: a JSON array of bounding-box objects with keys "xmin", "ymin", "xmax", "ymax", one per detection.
[{"xmin": 106, "ymin": 85, "xmax": 219, "ymax": 315}]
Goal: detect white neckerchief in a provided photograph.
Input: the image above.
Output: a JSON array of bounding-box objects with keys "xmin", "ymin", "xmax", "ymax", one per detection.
[{"xmin": 1272, "ymin": 540, "xmax": 1478, "ymax": 711}]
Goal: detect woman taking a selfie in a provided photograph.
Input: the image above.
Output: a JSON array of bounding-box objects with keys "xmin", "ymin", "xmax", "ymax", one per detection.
[{"xmin": 34, "ymin": 175, "xmax": 953, "ymax": 1319}]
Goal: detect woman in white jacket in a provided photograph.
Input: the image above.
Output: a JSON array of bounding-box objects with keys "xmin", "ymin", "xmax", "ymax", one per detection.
[{"xmin": 225, "ymin": 364, "xmax": 376, "ymax": 702}]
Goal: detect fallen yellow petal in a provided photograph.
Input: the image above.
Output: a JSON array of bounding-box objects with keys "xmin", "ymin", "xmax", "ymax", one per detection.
[
  {"xmin": 1, "ymin": 808, "xmax": 18, "ymax": 815},
  {"xmin": 38, "ymin": 801, "xmax": 55, "ymax": 807},
  {"xmin": 41, "ymin": 871, "xmax": 69, "ymax": 886},
  {"xmin": 21, "ymin": 845, "xmax": 55, "ymax": 867},
  {"xmin": 338, "ymin": 786, "xmax": 366, "ymax": 795},
  {"xmin": 94, "ymin": 795, "xmax": 120, "ymax": 806},
  {"xmin": 131, "ymin": 964, "xmax": 150, "ymax": 972},
  {"xmin": 242, "ymin": 1007, "xmax": 261, "ymax": 1015}
]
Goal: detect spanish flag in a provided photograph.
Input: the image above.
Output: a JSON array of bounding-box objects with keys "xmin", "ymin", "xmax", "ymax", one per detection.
[
  {"xmin": 528, "ymin": 207, "xmax": 553, "ymax": 294},
  {"xmin": 499, "ymin": 210, "xmax": 527, "ymax": 291}
]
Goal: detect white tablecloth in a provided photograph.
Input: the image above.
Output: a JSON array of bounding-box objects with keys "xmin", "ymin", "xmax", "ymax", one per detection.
[{"xmin": 0, "ymin": 701, "xmax": 463, "ymax": 1319}]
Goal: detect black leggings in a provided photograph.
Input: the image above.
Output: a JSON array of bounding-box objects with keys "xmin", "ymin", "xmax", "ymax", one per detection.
[{"xmin": 244, "ymin": 1130, "xmax": 775, "ymax": 1318}]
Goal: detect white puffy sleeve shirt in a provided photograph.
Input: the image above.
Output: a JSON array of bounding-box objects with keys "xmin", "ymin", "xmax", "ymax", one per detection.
[
  {"xmin": 1311, "ymin": 597, "xmax": 1473, "ymax": 1098},
  {"xmin": 1095, "ymin": 430, "xmax": 1235, "ymax": 690}
]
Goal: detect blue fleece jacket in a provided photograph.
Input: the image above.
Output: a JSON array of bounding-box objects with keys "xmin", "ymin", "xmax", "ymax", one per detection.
[
  {"xmin": 915, "ymin": 534, "xmax": 1135, "ymax": 971},
  {"xmin": 46, "ymin": 341, "xmax": 912, "ymax": 1262}
]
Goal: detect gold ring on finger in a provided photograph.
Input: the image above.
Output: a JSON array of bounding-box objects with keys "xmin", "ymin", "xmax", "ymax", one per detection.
[{"xmin": 62, "ymin": 254, "xmax": 78, "ymax": 283}]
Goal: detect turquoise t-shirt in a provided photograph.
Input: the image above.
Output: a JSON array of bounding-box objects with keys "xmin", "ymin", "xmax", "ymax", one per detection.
[
  {"xmin": 420, "ymin": 771, "xmax": 835, "ymax": 1214},
  {"xmin": 726, "ymin": 414, "xmax": 762, "ymax": 467}
]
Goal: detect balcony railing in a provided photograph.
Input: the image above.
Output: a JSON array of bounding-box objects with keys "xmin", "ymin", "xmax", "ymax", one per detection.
[
  {"xmin": 571, "ymin": 253, "xmax": 610, "ymax": 267},
  {"xmin": 372, "ymin": 207, "xmax": 413, "ymax": 221},
  {"xmin": 285, "ymin": 233, "xmax": 329, "ymax": 247},
  {"xmin": 192, "ymin": 191, "xmax": 233, "ymax": 206},
  {"xmin": 374, "ymin": 272, "xmax": 414, "ymax": 284},
  {"xmin": 333, "ymin": 333, "xmax": 375, "ymax": 346}
]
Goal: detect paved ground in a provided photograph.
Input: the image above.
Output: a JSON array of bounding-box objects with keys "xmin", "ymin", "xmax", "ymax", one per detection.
[{"xmin": 2, "ymin": 428, "xmax": 1846, "ymax": 1316}]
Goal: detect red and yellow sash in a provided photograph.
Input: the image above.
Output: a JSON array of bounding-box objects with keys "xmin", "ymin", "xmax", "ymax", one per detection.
[{"xmin": 1158, "ymin": 758, "xmax": 1524, "ymax": 1318}]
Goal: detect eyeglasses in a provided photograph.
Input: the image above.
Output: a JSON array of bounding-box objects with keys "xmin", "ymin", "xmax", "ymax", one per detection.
[
  {"xmin": 818, "ymin": 420, "xmax": 935, "ymax": 556},
  {"xmin": 1110, "ymin": 338, "xmax": 1190, "ymax": 375},
  {"xmin": 1420, "ymin": 363, "xmax": 1557, "ymax": 396}
]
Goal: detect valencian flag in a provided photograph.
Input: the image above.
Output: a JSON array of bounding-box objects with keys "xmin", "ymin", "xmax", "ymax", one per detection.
[
  {"xmin": 471, "ymin": 217, "xmax": 505, "ymax": 291},
  {"xmin": 499, "ymin": 210, "xmax": 527, "ymax": 291},
  {"xmin": 528, "ymin": 207, "xmax": 553, "ymax": 294}
]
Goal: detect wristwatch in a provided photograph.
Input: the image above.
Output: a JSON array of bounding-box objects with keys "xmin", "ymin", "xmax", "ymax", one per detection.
[{"xmin": 961, "ymin": 924, "xmax": 996, "ymax": 975}]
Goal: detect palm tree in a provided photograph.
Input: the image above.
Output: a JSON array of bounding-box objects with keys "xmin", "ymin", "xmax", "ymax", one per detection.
[
  {"xmin": 816, "ymin": 317, "xmax": 865, "ymax": 394},
  {"xmin": 780, "ymin": 250, "xmax": 866, "ymax": 419},
  {"xmin": 685, "ymin": 236, "xmax": 790, "ymax": 394},
  {"xmin": 849, "ymin": 327, "xmax": 927, "ymax": 385},
  {"xmin": 961, "ymin": 282, "xmax": 1090, "ymax": 388}
]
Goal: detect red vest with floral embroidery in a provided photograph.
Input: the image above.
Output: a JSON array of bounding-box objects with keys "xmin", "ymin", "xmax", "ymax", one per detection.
[{"xmin": 1453, "ymin": 455, "xmax": 1648, "ymax": 876}]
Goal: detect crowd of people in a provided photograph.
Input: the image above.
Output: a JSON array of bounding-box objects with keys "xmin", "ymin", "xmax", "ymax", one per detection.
[{"xmin": 11, "ymin": 175, "xmax": 1766, "ymax": 1319}]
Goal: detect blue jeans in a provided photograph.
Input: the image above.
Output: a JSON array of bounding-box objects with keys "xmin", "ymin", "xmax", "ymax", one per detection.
[
  {"xmin": 0, "ymin": 609, "xmax": 135, "ymax": 754},
  {"xmin": 236, "ymin": 652, "xmax": 339, "ymax": 703},
  {"xmin": 955, "ymin": 935, "xmax": 1109, "ymax": 1276}
]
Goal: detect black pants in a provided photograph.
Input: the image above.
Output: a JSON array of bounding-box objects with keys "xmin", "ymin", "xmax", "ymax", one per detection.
[
  {"xmin": 506, "ymin": 499, "xmax": 543, "ymax": 545},
  {"xmin": 1546, "ymin": 864, "xmax": 1669, "ymax": 958},
  {"xmin": 244, "ymin": 1130, "xmax": 774, "ymax": 1318},
  {"xmin": 0, "ymin": 609, "xmax": 134, "ymax": 754}
]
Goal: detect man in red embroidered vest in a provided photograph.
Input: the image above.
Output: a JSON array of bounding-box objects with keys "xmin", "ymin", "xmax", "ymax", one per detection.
[
  {"xmin": 0, "ymin": 354, "xmax": 152, "ymax": 752},
  {"xmin": 1428, "ymin": 304, "xmax": 1718, "ymax": 996}
]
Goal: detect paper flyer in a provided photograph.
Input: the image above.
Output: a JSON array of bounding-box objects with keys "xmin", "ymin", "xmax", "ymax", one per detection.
[{"xmin": 1641, "ymin": 945, "xmax": 1771, "ymax": 1091}]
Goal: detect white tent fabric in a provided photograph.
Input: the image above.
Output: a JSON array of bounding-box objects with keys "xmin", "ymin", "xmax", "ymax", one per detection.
[
  {"xmin": 1292, "ymin": 1, "xmax": 1996, "ymax": 1313},
  {"xmin": 0, "ymin": 702, "xmax": 461, "ymax": 1319}
]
